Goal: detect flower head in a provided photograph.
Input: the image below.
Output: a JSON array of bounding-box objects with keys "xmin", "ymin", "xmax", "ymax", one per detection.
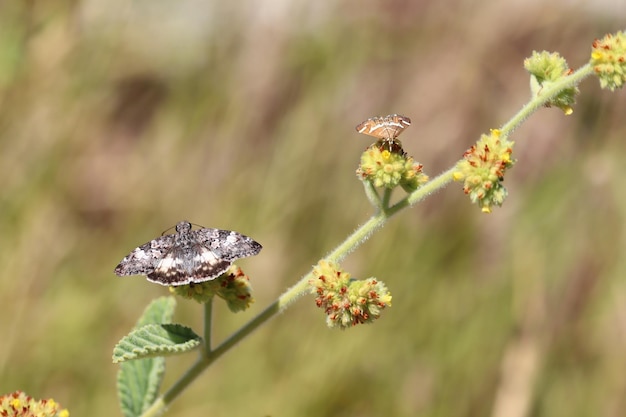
[
  {"xmin": 591, "ymin": 31, "xmax": 626, "ymax": 91},
  {"xmin": 524, "ymin": 51, "xmax": 578, "ymax": 114},
  {"xmin": 357, "ymin": 142, "xmax": 428, "ymax": 190},
  {"xmin": 453, "ymin": 129, "xmax": 515, "ymax": 213},
  {"xmin": 169, "ymin": 265, "xmax": 254, "ymax": 311},
  {"xmin": 0, "ymin": 391, "xmax": 69, "ymax": 417},
  {"xmin": 309, "ymin": 260, "xmax": 392, "ymax": 329}
]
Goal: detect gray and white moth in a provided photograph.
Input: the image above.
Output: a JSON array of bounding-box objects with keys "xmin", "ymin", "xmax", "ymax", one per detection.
[{"xmin": 114, "ymin": 221, "xmax": 262, "ymax": 286}]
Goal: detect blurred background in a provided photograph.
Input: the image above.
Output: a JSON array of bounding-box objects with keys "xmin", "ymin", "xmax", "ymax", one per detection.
[{"xmin": 1, "ymin": 1, "xmax": 625, "ymax": 416}]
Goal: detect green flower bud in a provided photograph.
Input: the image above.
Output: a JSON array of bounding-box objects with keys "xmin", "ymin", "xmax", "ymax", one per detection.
[
  {"xmin": 357, "ymin": 144, "xmax": 428, "ymax": 190},
  {"xmin": 524, "ymin": 50, "xmax": 578, "ymax": 114}
]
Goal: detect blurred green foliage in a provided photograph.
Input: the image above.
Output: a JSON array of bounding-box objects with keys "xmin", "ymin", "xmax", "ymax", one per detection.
[{"xmin": 1, "ymin": 1, "xmax": 625, "ymax": 417}]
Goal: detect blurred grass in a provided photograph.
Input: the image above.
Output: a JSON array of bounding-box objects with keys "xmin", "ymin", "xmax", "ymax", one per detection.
[{"xmin": 1, "ymin": 1, "xmax": 626, "ymax": 416}]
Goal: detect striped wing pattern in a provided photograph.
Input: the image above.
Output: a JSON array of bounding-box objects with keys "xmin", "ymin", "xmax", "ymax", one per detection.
[{"xmin": 355, "ymin": 114, "xmax": 411, "ymax": 140}]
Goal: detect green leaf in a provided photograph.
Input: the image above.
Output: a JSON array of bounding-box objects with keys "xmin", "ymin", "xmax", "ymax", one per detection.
[
  {"xmin": 113, "ymin": 323, "xmax": 202, "ymax": 363},
  {"xmin": 116, "ymin": 296, "xmax": 177, "ymax": 417},
  {"xmin": 135, "ymin": 296, "xmax": 177, "ymax": 328}
]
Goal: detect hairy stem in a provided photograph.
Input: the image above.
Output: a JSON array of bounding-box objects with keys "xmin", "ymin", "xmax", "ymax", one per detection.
[
  {"xmin": 203, "ymin": 298, "xmax": 213, "ymax": 355},
  {"xmin": 363, "ymin": 180, "xmax": 382, "ymax": 209},
  {"xmin": 500, "ymin": 64, "xmax": 594, "ymax": 136},
  {"xmin": 139, "ymin": 62, "xmax": 595, "ymax": 417}
]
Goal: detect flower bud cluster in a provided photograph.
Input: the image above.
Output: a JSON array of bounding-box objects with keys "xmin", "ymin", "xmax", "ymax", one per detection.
[
  {"xmin": 170, "ymin": 265, "xmax": 254, "ymax": 311},
  {"xmin": 0, "ymin": 391, "xmax": 69, "ymax": 417},
  {"xmin": 357, "ymin": 142, "xmax": 428, "ymax": 191},
  {"xmin": 453, "ymin": 129, "xmax": 515, "ymax": 213},
  {"xmin": 310, "ymin": 260, "xmax": 392, "ymax": 329},
  {"xmin": 524, "ymin": 50, "xmax": 578, "ymax": 114},
  {"xmin": 591, "ymin": 31, "xmax": 626, "ymax": 91}
]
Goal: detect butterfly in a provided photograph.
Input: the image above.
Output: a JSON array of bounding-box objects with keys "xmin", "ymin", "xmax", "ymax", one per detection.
[{"xmin": 114, "ymin": 221, "xmax": 262, "ymax": 286}]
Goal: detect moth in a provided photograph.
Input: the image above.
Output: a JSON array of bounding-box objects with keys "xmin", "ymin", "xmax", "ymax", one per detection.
[
  {"xmin": 355, "ymin": 114, "xmax": 411, "ymax": 140},
  {"xmin": 114, "ymin": 221, "xmax": 262, "ymax": 286},
  {"xmin": 355, "ymin": 114, "xmax": 411, "ymax": 154}
]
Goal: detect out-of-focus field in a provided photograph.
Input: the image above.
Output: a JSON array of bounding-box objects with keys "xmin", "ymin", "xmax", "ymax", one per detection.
[{"xmin": 1, "ymin": 1, "xmax": 625, "ymax": 416}]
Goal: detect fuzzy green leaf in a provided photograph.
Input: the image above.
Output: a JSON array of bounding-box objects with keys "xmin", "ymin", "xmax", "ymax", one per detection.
[
  {"xmin": 116, "ymin": 296, "xmax": 177, "ymax": 417},
  {"xmin": 113, "ymin": 323, "xmax": 201, "ymax": 364},
  {"xmin": 135, "ymin": 295, "xmax": 177, "ymax": 328}
]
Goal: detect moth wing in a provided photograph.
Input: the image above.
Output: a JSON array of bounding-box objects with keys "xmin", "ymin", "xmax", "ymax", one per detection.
[
  {"xmin": 114, "ymin": 234, "xmax": 176, "ymax": 276},
  {"xmin": 147, "ymin": 244, "xmax": 233, "ymax": 286},
  {"xmin": 193, "ymin": 228, "xmax": 262, "ymax": 262}
]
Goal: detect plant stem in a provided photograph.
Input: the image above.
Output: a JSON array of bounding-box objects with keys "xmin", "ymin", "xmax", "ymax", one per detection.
[
  {"xmin": 140, "ymin": 302, "xmax": 282, "ymax": 417},
  {"xmin": 500, "ymin": 64, "xmax": 594, "ymax": 136},
  {"xmin": 139, "ymin": 62, "xmax": 596, "ymax": 417},
  {"xmin": 381, "ymin": 188, "xmax": 393, "ymax": 210},
  {"xmin": 203, "ymin": 298, "xmax": 213, "ymax": 355},
  {"xmin": 140, "ymin": 165, "xmax": 491, "ymax": 417},
  {"xmin": 363, "ymin": 180, "xmax": 382, "ymax": 209}
]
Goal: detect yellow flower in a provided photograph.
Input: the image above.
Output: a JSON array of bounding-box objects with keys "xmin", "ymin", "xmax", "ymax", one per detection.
[
  {"xmin": 591, "ymin": 31, "xmax": 626, "ymax": 91},
  {"xmin": 0, "ymin": 391, "xmax": 69, "ymax": 417},
  {"xmin": 454, "ymin": 130, "xmax": 515, "ymax": 213},
  {"xmin": 309, "ymin": 260, "xmax": 392, "ymax": 329},
  {"xmin": 357, "ymin": 144, "xmax": 428, "ymax": 191}
]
